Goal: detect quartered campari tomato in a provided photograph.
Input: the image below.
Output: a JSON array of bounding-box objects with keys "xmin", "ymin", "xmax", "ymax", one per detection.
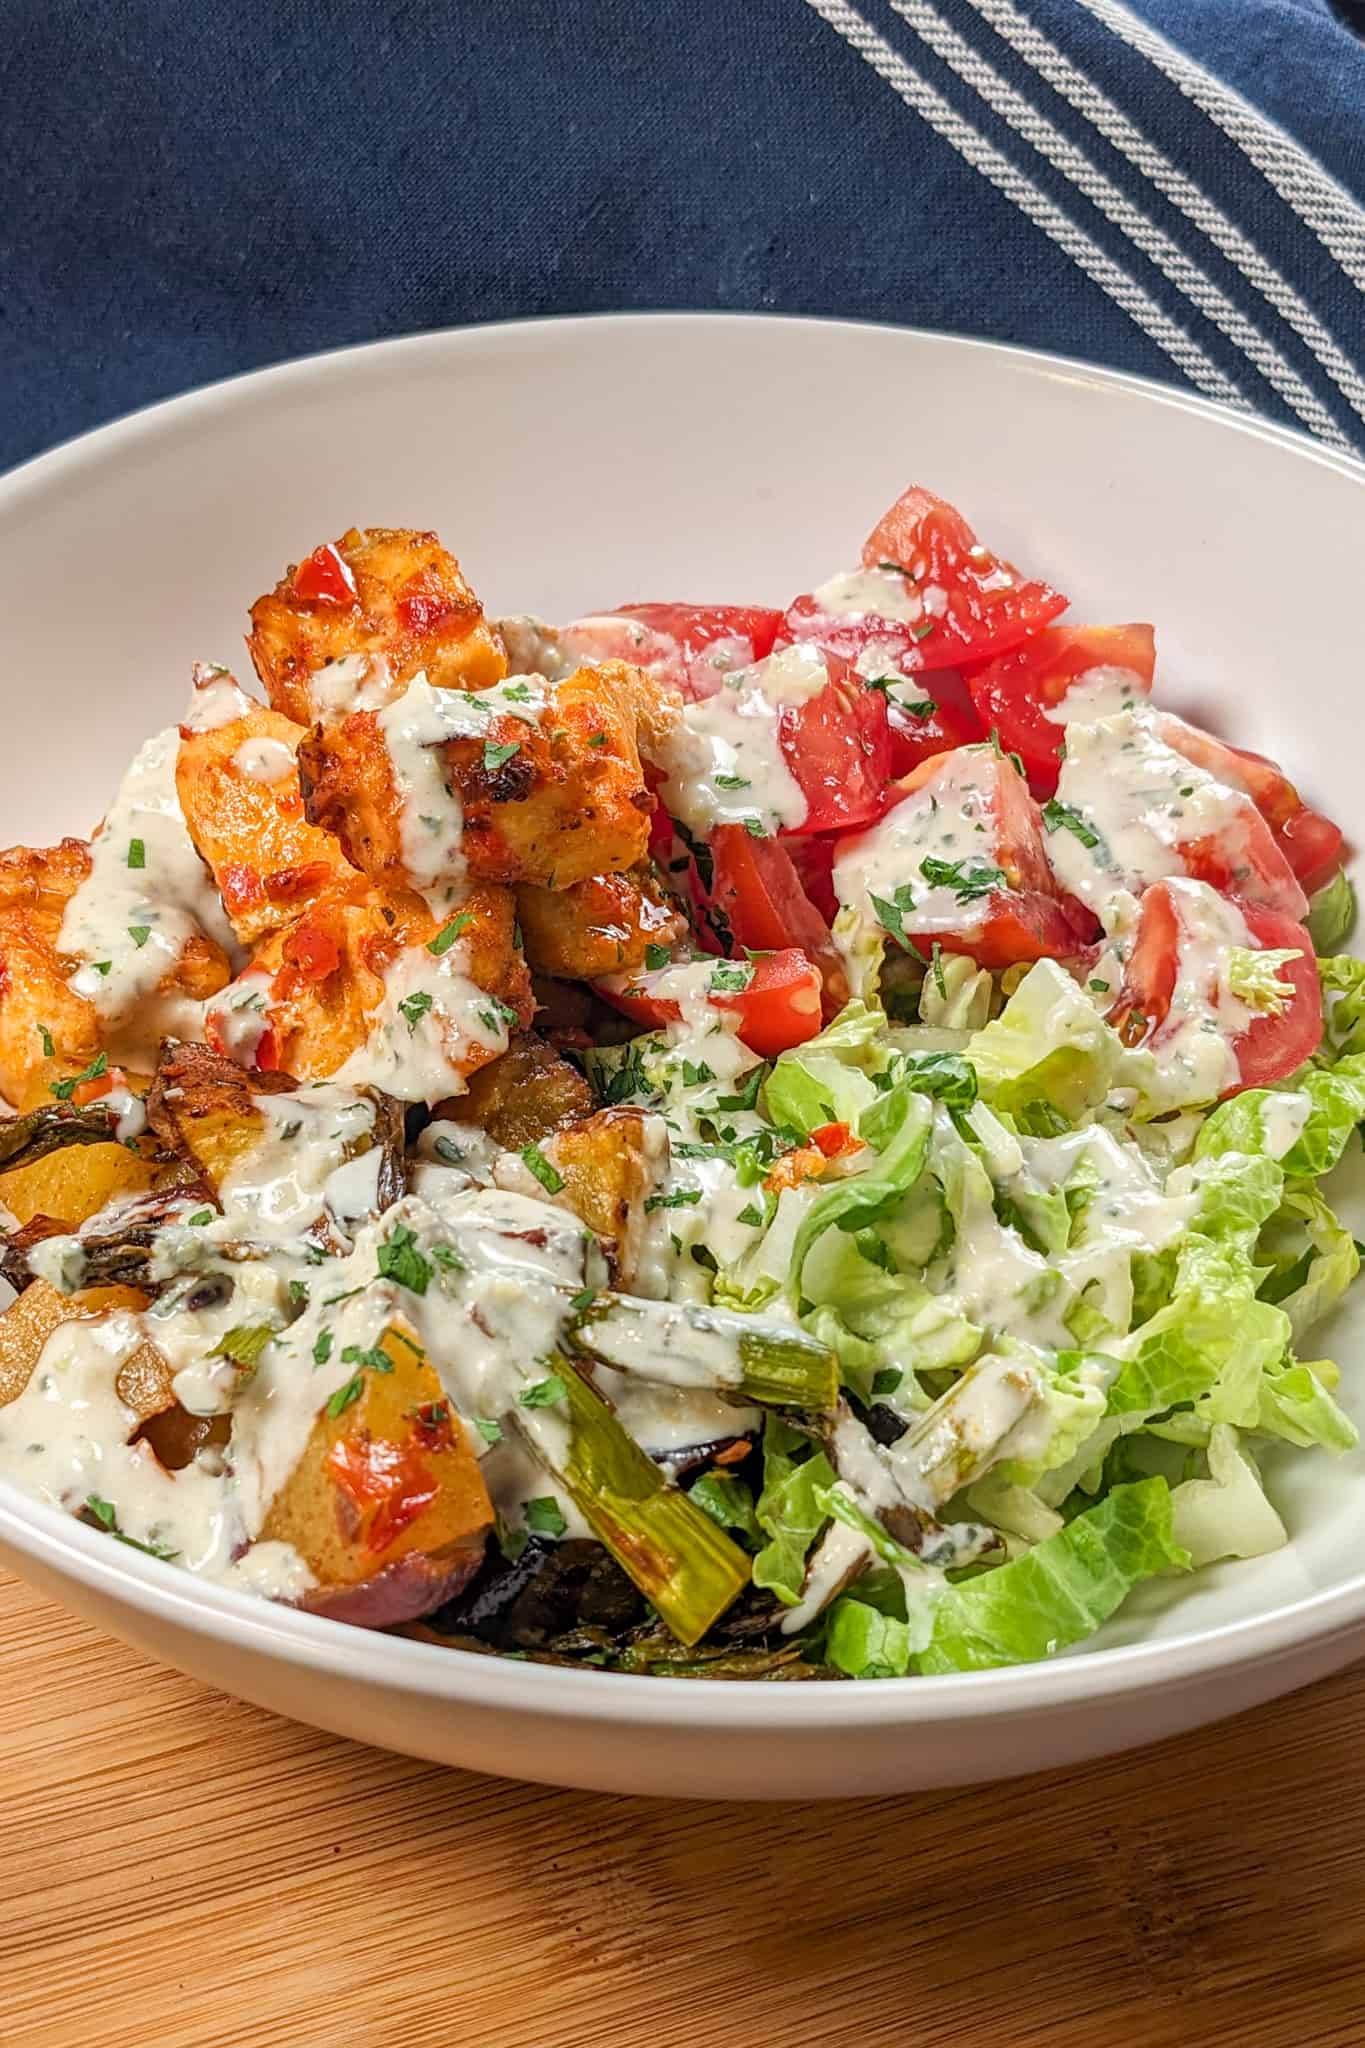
[
  {"xmin": 881, "ymin": 670, "xmax": 984, "ymax": 778},
  {"xmin": 963, "ymin": 623, "xmax": 1156, "ymax": 795},
  {"xmin": 1154, "ymin": 712, "xmax": 1345, "ymax": 898},
  {"xmin": 556, "ymin": 603, "xmax": 784, "ymax": 702},
  {"xmin": 833, "ymin": 744, "xmax": 1093, "ymax": 971},
  {"xmin": 1104, "ymin": 878, "xmax": 1321, "ymax": 1094},
  {"xmin": 698, "ymin": 825, "xmax": 848, "ymax": 1016},
  {"xmin": 593, "ymin": 948, "xmax": 824, "ymax": 1058}
]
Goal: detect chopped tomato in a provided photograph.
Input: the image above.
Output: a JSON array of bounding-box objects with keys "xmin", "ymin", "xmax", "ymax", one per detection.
[
  {"xmin": 327, "ymin": 1433, "xmax": 440, "ymax": 1557},
  {"xmin": 860, "ymin": 485, "xmax": 1068, "ymax": 668},
  {"xmin": 833, "ymin": 746, "xmax": 1095, "ymax": 972},
  {"xmin": 884, "ymin": 670, "xmax": 985, "ymax": 777},
  {"xmin": 778, "ymin": 656, "xmax": 893, "ymax": 835},
  {"xmin": 594, "ymin": 948, "xmax": 824, "ymax": 1057},
  {"xmin": 964, "ymin": 624, "xmax": 1156, "ymax": 795},
  {"xmin": 1107, "ymin": 880, "xmax": 1321, "ymax": 1091},
  {"xmin": 1156, "ymin": 713, "xmax": 1344, "ymax": 898},
  {"xmin": 292, "ymin": 543, "xmax": 357, "ymax": 607},
  {"xmin": 778, "ymin": 585, "xmax": 932, "ymax": 677},
  {"xmin": 218, "ymin": 862, "xmax": 266, "ymax": 915},
  {"xmin": 701, "ymin": 826, "xmax": 847, "ymax": 1014},
  {"xmin": 786, "ymin": 834, "xmax": 838, "ymax": 923},
  {"xmin": 560, "ymin": 604, "xmax": 783, "ymax": 702},
  {"xmin": 281, "ymin": 919, "xmax": 342, "ymax": 985},
  {"xmin": 810, "ymin": 1120, "xmax": 856, "ymax": 1157}
]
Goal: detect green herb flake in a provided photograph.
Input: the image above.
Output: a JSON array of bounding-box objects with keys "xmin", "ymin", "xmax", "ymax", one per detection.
[
  {"xmin": 397, "ymin": 990, "xmax": 434, "ymax": 1032},
  {"xmin": 127, "ymin": 838, "xmax": 146, "ymax": 870},
  {"xmin": 1041, "ymin": 798, "xmax": 1101, "ymax": 850},
  {"xmin": 49, "ymin": 1051, "xmax": 108, "ymax": 1102},
  {"xmin": 518, "ymin": 1373, "xmax": 568, "ymax": 1409},
  {"xmin": 521, "ymin": 1142, "xmax": 565, "ymax": 1195},
  {"xmin": 569, "ymin": 1287, "xmax": 598, "ymax": 1315},
  {"xmin": 708, "ymin": 959, "xmax": 754, "ymax": 995},
  {"xmin": 524, "ymin": 1496, "xmax": 568, "ymax": 1538},
  {"xmin": 474, "ymin": 1417, "xmax": 503, "ymax": 1444},
  {"xmin": 312, "ymin": 1331, "xmax": 334, "ymax": 1366},
  {"xmin": 714, "ymin": 772, "xmax": 751, "ymax": 790},
  {"xmin": 871, "ymin": 1367, "xmax": 904, "ymax": 1399},
  {"xmin": 644, "ymin": 1187, "xmax": 703, "ymax": 1213},
  {"xmin": 340, "ymin": 1343, "xmax": 396, "ymax": 1374},
  {"xmin": 736, "ymin": 1202, "xmax": 764, "ymax": 1227},
  {"xmin": 377, "ymin": 1222, "xmax": 433, "ymax": 1296},
  {"xmin": 919, "ymin": 855, "xmax": 1007, "ymax": 904},
  {"xmin": 209, "ymin": 1323, "xmax": 277, "ymax": 1368},
  {"xmin": 483, "ymin": 739, "xmax": 522, "ymax": 773},
  {"xmin": 186, "ymin": 1207, "xmax": 214, "ymax": 1227},
  {"xmin": 128, "ymin": 925, "xmax": 151, "ymax": 948},
  {"xmin": 1088, "ymin": 978, "xmax": 1111, "ymax": 995},
  {"xmin": 37, "ymin": 1024, "xmax": 55, "ymax": 1058},
  {"xmin": 427, "ymin": 913, "xmax": 473, "ymax": 955},
  {"xmin": 325, "ymin": 1375, "xmax": 365, "ymax": 1419},
  {"xmin": 644, "ymin": 943, "xmax": 672, "ymax": 971}
]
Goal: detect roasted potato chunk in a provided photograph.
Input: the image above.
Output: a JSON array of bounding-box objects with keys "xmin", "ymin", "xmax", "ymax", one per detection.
[
  {"xmin": 248, "ymin": 526, "xmax": 506, "ymax": 724},
  {"xmin": 147, "ymin": 1038, "xmax": 296, "ymax": 1198},
  {"xmin": 516, "ymin": 865, "xmax": 685, "ymax": 980},
  {"xmin": 495, "ymin": 1108, "xmax": 666, "ymax": 1286},
  {"xmin": 0, "ymin": 917, "xmax": 102, "ymax": 1110},
  {"xmin": 261, "ymin": 1324, "xmax": 492, "ymax": 1626},
  {"xmin": 454, "ymin": 1034, "xmax": 595, "ymax": 1150},
  {"xmin": 298, "ymin": 661, "xmax": 659, "ymax": 893},
  {"xmin": 0, "ymin": 1279, "xmax": 149, "ymax": 1406},
  {"xmin": 205, "ymin": 878, "xmax": 531, "ymax": 1093},
  {"xmin": 176, "ymin": 705, "xmax": 354, "ymax": 946}
]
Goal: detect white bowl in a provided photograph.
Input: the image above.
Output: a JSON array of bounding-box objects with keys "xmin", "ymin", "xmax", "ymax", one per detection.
[{"xmin": 2, "ymin": 314, "xmax": 1363, "ymax": 1798}]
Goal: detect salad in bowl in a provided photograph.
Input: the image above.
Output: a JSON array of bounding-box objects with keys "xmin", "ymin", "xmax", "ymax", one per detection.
[{"xmin": 0, "ymin": 483, "xmax": 1359, "ymax": 1683}]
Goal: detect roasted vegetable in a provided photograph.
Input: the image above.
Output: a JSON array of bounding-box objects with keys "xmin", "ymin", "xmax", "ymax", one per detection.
[
  {"xmin": 298, "ymin": 662, "xmax": 661, "ymax": 893},
  {"xmin": 515, "ymin": 866, "xmax": 686, "ymax": 980},
  {"xmin": 176, "ymin": 704, "xmax": 354, "ymax": 945},
  {"xmin": 0, "ymin": 1277, "xmax": 149, "ymax": 1405},
  {"xmin": 453, "ymin": 1034, "xmax": 595, "ymax": 1150},
  {"xmin": 247, "ymin": 526, "xmax": 507, "ymax": 724},
  {"xmin": 206, "ymin": 878, "xmax": 531, "ymax": 1089},
  {"xmin": 421, "ymin": 1535, "xmax": 646, "ymax": 1651},
  {"xmin": 513, "ymin": 1357, "xmax": 750, "ymax": 1644},
  {"xmin": 0, "ymin": 1097, "xmax": 163, "ymax": 1231},
  {"xmin": 579, "ymin": 1297, "xmax": 841, "ymax": 1413},
  {"xmin": 260, "ymin": 1321, "xmax": 493, "ymax": 1627},
  {"xmin": 529, "ymin": 1108, "xmax": 665, "ymax": 1286}
]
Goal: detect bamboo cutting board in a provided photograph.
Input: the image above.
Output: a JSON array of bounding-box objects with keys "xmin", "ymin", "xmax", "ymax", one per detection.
[{"xmin": 1, "ymin": 1565, "xmax": 1362, "ymax": 2048}]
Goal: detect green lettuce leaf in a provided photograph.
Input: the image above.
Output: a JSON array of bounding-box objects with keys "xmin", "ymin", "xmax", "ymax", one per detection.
[
  {"xmin": 763, "ymin": 1000, "xmax": 887, "ymax": 1138},
  {"xmin": 1168, "ymin": 1424, "xmax": 1287, "ymax": 1567},
  {"xmin": 752, "ymin": 1415, "xmax": 835, "ymax": 1603},
  {"xmin": 824, "ymin": 1595, "xmax": 913, "ymax": 1678},
  {"xmin": 786, "ymin": 1081, "xmax": 933, "ymax": 1304},
  {"xmin": 1318, "ymin": 954, "xmax": 1365, "ymax": 1061},
  {"xmin": 966, "ymin": 959, "xmax": 1132, "ymax": 1118},
  {"xmin": 1307, "ymin": 871, "xmax": 1356, "ymax": 953},
  {"xmin": 1106, "ymin": 1237, "xmax": 1290, "ymax": 1420},
  {"xmin": 1256, "ymin": 1360, "xmax": 1358, "ymax": 1451},
  {"xmin": 917, "ymin": 1478, "xmax": 1189, "ymax": 1673},
  {"xmin": 1195, "ymin": 1061, "xmax": 1365, "ymax": 1180},
  {"xmin": 1257, "ymin": 1184, "xmax": 1360, "ymax": 1344}
]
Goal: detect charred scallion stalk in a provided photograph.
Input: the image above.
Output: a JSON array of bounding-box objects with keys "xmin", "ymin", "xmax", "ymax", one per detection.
[
  {"xmin": 513, "ymin": 1357, "xmax": 751, "ymax": 1644},
  {"xmin": 0, "ymin": 1101, "xmax": 125, "ymax": 1173},
  {"xmin": 572, "ymin": 1296, "xmax": 839, "ymax": 1413}
]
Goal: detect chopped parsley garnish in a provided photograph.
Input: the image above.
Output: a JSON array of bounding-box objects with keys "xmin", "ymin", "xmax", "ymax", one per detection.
[
  {"xmin": 340, "ymin": 1343, "xmax": 396, "ymax": 1373},
  {"xmin": 483, "ymin": 739, "xmax": 521, "ymax": 773},
  {"xmin": 477, "ymin": 997, "xmax": 520, "ymax": 1034},
  {"xmin": 714, "ymin": 1066, "xmax": 765, "ymax": 1112},
  {"xmin": 521, "ymin": 1142, "xmax": 565, "ymax": 1195},
  {"xmin": 93, "ymin": 960, "xmax": 111, "ymax": 977},
  {"xmin": 431, "ymin": 1242, "xmax": 466, "ymax": 1274},
  {"xmin": 569, "ymin": 1288, "xmax": 598, "ymax": 1315},
  {"xmin": 287, "ymin": 1280, "xmax": 309, "ymax": 1309},
  {"xmin": 474, "ymin": 1417, "xmax": 503, "ymax": 1444},
  {"xmin": 869, "ymin": 882, "xmax": 916, "ymax": 943},
  {"xmin": 518, "ymin": 1373, "xmax": 568, "ymax": 1408},
  {"xmin": 587, "ymin": 731, "xmax": 608, "ymax": 747},
  {"xmin": 742, "ymin": 817, "xmax": 768, "ymax": 839},
  {"xmin": 37, "ymin": 1024, "xmax": 54, "ymax": 1058},
  {"xmin": 910, "ymin": 620, "xmax": 935, "ymax": 643},
  {"xmin": 432, "ymin": 1135, "xmax": 464, "ymax": 1166},
  {"xmin": 501, "ymin": 680, "xmax": 533, "ymax": 702},
  {"xmin": 50, "ymin": 1052, "xmax": 107, "ymax": 1102},
  {"xmin": 397, "ymin": 990, "xmax": 434, "ymax": 1032},
  {"xmin": 680, "ymin": 1058, "xmax": 714, "ymax": 1087},
  {"xmin": 691, "ymin": 1244, "xmax": 719, "ymax": 1274},
  {"xmin": 871, "ymin": 1368, "xmax": 904, "ymax": 1399},
  {"xmin": 644, "ymin": 943, "xmax": 672, "ymax": 971},
  {"xmin": 325, "ymin": 1375, "xmax": 366, "ymax": 1419},
  {"xmin": 427, "ymin": 913, "xmax": 473, "ymax": 955},
  {"xmin": 644, "ymin": 1187, "xmax": 703, "ymax": 1213},
  {"xmin": 323, "ymin": 1287, "xmax": 362, "ymax": 1307},
  {"xmin": 736, "ymin": 1202, "xmax": 764, "ymax": 1227},
  {"xmin": 714, "ymin": 772, "xmax": 751, "ymax": 790},
  {"xmin": 82, "ymin": 1496, "xmax": 177, "ymax": 1561},
  {"xmin": 126, "ymin": 838, "xmax": 146, "ymax": 870},
  {"xmin": 1041, "ymin": 798, "xmax": 1101, "ymax": 850},
  {"xmin": 919, "ymin": 856, "xmax": 1007, "ymax": 903},
  {"xmin": 708, "ymin": 959, "xmax": 754, "ymax": 994},
  {"xmin": 312, "ymin": 1331, "xmax": 334, "ymax": 1366},
  {"xmin": 377, "ymin": 1222, "xmax": 432, "ymax": 1296},
  {"xmin": 209, "ymin": 1323, "xmax": 277, "ymax": 1369},
  {"xmin": 524, "ymin": 1496, "xmax": 567, "ymax": 1538},
  {"xmin": 1088, "ymin": 977, "xmax": 1111, "ymax": 995},
  {"xmin": 128, "ymin": 925, "xmax": 151, "ymax": 948},
  {"xmin": 186, "ymin": 1207, "xmax": 214, "ymax": 1227}
]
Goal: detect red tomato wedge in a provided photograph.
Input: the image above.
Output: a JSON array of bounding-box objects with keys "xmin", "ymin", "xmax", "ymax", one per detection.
[
  {"xmin": 1106, "ymin": 880, "xmax": 1321, "ymax": 1092},
  {"xmin": 779, "ymin": 655, "xmax": 894, "ymax": 834},
  {"xmin": 832, "ymin": 746, "xmax": 1094, "ymax": 971},
  {"xmin": 702, "ymin": 826, "xmax": 848, "ymax": 1016},
  {"xmin": 964, "ymin": 624, "xmax": 1156, "ymax": 795},
  {"xmin": 883, "ymin": 670, "xmax": 985, "ymax": 777},
  {"xmin": 594, "ymin": 949, "xmax": 824, "ymax": 1058},
  {"xmin": 786, "ymin": 834, "xmax": 839, "ymax": 923},
  {"xmin": 860, "ymin": 485, "xmax": 1068, "ymax": 668},
  {"xmin": 558, "ymin": 604, "xmax": 783, "ymax": 702},
  {"xmin": 291, "ymin": 543, "xmax": 357, "ymax": 607},
  {"xmin": 1155, "ymin": 713, "xmax": 1345, "ymax": 898}
]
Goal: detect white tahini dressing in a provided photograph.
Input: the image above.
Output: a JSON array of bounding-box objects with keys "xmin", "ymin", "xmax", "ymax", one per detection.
[
  {"xmin": 334, "ymin": 938, "xmax": 511, "ymax": 1105},
  {"xmin": 810, "ymin": 565, "xmax": 926, "ymax": 625},
  {"xmin": 58, "ymin": 724, "xmax": 239, "ymax": 1061},
  {"xmin": 1041, "ymin": 665, "xmax": 1149, "ymax": 726},
  {"xmin": 654, "ymin": 645, "xmax": 822, "ymax": 838},
  {"xmin": 833, "ymin": 745, "xmax": 1004, "ymax": 942},
  {"xmin": 232, "ymin": 735, "xmax": 296, "ymax": 784}
]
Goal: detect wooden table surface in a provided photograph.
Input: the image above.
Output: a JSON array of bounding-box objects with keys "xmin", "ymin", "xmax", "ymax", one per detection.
[{"xmin": 2, "ymin": 1567, "xmax": 1362, "ymax": 2048}]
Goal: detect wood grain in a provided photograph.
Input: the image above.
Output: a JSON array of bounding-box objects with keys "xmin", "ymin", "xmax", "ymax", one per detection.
[{"xmin": 1, "ymin": 1567, "xmax": 1362, "ymax": 2048}]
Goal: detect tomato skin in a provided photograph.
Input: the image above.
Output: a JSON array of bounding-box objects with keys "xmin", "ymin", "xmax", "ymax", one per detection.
[
  {"xmin": 778, "ymin": 589, "xmax": 931, "ymax": 677},
  {"xmin": 778, "ymin": 659, "xmax": 894, "ymax": 835},
  {"xmin": 1156, "ymin": 713, "xmax": 1344, "ymax": 897},
  {"xmin": 786, "ymin": 834, "xmax": 838, "ymax": 923},
  {"xmin": 861, "ymin": 485, "xmax": 1068, "ymax": 667},
  {"xmin": 704, "ymin": 826, "xmax": 848, "ymax": 1016},
  {"xmin": 292, "ymin": 543, "xmax": 357, "ymax": 607},
  {"xmin": 885, "ymin": 671, "xmax": 984, "ymax": 777},
  {"xmin": 594, "ymin": 948, "xmax": 824, "ymax": 1057},
  {"xmin": 964, "ymin": 624, "xmax": 1156, "ymax": 795},
  {"xmin": 561, "ymin": 604, "xmax": 783, "ymax": 702},
  {"xmin": 1107, "ymin": 883, "xmax": 1321, "ymax": 1090}
]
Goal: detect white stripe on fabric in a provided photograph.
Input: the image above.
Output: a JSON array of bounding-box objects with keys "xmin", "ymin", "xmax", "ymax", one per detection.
[
  {"xmin": 1080, "ymin": 0, "xmax": 1365, "ymax": 294},
  {"xmin": 885, "ymin": 0, "xmax": 1354, "ymax": 451},
  {"xmin": 964, "ymin": 0, "xmax": 1365, "ymax": 436},
  {"xmin": 799, "ymin": 0, "xmax": 1251, "ymax": 416}
]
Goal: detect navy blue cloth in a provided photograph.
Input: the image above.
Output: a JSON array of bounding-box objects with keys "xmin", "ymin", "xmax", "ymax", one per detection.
[{"xmin": 5, "ymin": 0, "xmax": 1365, "ymax": 469}]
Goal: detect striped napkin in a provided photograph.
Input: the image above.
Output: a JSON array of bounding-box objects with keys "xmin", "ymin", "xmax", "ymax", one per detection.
[{"xmin": 4, "ymin": 0, "xmax": 1364, "ymax": 465}]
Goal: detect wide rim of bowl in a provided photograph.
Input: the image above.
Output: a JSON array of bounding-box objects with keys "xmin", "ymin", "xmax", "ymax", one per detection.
[{"xmin": 4, "ymin": 310, "xmax": 1365, "ymax": 1731}]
